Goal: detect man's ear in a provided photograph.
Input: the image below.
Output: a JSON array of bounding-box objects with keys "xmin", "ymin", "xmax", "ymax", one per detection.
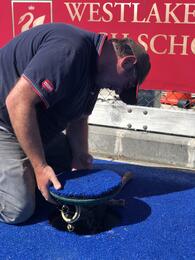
[{"xmin": 120, "ymin": 56, "xmax": 137, "ymax": 71}]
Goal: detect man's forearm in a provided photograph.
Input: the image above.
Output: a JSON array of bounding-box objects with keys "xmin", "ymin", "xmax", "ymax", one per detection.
[
  {"xmin": 6, "ymin": 97, "xmax": 46, "ymax": 173},
  {"xmin": 5, "ymin": 77, "xmax": 61, "ymax": 203},
  {"xmin": 66, "ymin": 116, "xmax": 89, "ymax": 156}
]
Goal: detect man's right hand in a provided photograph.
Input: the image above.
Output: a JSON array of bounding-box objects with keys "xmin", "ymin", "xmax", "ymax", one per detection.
[{"xmin": 34, "ymin": 165, "xmax": 62, "ymax": 204}]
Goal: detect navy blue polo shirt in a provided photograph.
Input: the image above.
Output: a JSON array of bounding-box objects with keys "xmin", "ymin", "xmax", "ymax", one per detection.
[{"xmin": 0, "ymin": 23, "xmax": 106, "ymax": 143}]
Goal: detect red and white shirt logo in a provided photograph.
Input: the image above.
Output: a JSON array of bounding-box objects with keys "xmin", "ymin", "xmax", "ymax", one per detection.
[{"xmin": 41, "ymin": 79, "xmax": 54, "ymax": 93}]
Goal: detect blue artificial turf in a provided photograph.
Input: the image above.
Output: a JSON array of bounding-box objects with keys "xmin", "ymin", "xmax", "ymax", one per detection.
[
  {"xmin": 49, "ymin": 169, "xmax": 122, "ymax": 199},
  {"xmin": 0, "ymin": 159, "xmax": 195, "ymax": 260}
]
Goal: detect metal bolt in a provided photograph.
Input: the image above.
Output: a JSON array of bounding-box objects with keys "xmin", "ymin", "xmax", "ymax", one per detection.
[
  {"xmin": 127, "ymin": 123, "xmax": 132, "ymax": 129},
  {"xmin": 143, "ymin": 125, "xmax": 148, "ymax": 130},
  {"xmin": 143, "ymin": 110, "xmax": 148, "ymax": 115},
  {"xmin": 67, "ymin": 224, "xmax": 75, "ymax": 232}
]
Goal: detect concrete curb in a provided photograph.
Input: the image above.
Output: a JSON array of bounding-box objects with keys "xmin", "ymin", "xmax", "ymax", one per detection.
[{"xmin": 89, "ymin": 125, "xmax": 195, "ymax": 170}]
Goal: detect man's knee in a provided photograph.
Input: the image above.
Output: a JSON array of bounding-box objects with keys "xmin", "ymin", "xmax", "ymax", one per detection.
[{"xmin": 0, "ymin": 198, "xmax": 35, "ymax": 224}]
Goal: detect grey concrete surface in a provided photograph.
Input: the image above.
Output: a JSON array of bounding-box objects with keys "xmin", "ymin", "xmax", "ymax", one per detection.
[{"xmin": 89, "ymin": 125, "xmax": 195, "ymax": 170}]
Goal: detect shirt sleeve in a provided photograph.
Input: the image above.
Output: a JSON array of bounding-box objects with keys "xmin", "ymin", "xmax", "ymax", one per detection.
[
  {"xmin": 22, "ymin": 42, "xmax": 77, "ymax": 108},
  {"xmin": 83, "ymin": 89, "xmax": 100, "ymax": 116}
]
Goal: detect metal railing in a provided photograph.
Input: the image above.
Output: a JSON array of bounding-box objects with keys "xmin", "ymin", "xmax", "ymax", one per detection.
[
  {"xmin": 97, "ymin": 89, "xmax": 195, "ymax": 111},
  {"xmin": 89, "ymin": 89, "xmax": 195, "ymax": 137}
]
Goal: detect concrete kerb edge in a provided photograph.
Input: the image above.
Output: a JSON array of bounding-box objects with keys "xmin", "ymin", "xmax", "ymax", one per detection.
[
  {"xmin": 187, "ymin": 138, "xmax": 195, "ymax": 169},
  {"xmin": 89, "ymin": 125, "xmax": 195, "ymax": 170}
]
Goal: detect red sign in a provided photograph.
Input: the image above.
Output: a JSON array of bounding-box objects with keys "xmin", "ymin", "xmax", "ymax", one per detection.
[
  {"xmin": 12, "ymin": 1, "xmax": 52, "ymax": 36},
  {"xmin": 0, "ymin": 0, "xmax": 194, "ymax": 93}
]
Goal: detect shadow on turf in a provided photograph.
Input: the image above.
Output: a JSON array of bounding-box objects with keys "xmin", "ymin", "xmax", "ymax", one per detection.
[
  {"xmin": 22, "ymin": 188, "xmax": 151, "ymax": 236},
  {"xmin": 21, "ymin": 161, "xmax": 195, "ymax": 234},
  {"xmin": 48, "ymin": 198, "xmax": 151, "ymax": 235},
  {"xmin": 93, "ymin": 162, "xmax": 195, "ymax": 198}
]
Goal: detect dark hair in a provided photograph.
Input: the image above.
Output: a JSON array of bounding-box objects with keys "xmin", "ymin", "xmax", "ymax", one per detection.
[
  {"xmin": 109, "ymin": 38, "xmax": 151, "ymax": 85},
  {"xmin": 110, "ymin": 38, "xmax": 134, "ymax": 57}
]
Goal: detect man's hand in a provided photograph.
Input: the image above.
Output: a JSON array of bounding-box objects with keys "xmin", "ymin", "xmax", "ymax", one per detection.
[
  {"xmin": 72, "ymin": 153, "xmax": 93, "ymax": 170},
  {"xmin": 66, "ymin": 116, "xmax": 92, "ymax": 171},
  {"xmin": 34, "ymin": 165, "xmax": 61, "ymax": 204}
]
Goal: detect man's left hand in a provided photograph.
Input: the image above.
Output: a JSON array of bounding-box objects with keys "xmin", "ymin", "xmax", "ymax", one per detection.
[{"xmin": 72, "ymin": 153, "xmax": 93, "ymax": 170}]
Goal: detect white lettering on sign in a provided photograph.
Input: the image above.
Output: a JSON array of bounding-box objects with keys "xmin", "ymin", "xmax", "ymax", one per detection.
[
  {"xmin": 100, "ymin": 32, "xmax": 195, "ymax": 56},
  {"xmin": 62, "ymin": 2, "xmax": 194, "ymax": 56},
  {"xmin": 64, "ymin": 2, "xmax": 88, "ymax": 21},
  {"xmin": 102, "ymin": 3, "xmax": 113, "ymax": 22},
  {"xmin": 191, "ymin": 39, "xmax": 195, "ymax": 54},
  {"xmin": 63, "ymin": 2, "xmax": 195, "ymax": 24}
]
